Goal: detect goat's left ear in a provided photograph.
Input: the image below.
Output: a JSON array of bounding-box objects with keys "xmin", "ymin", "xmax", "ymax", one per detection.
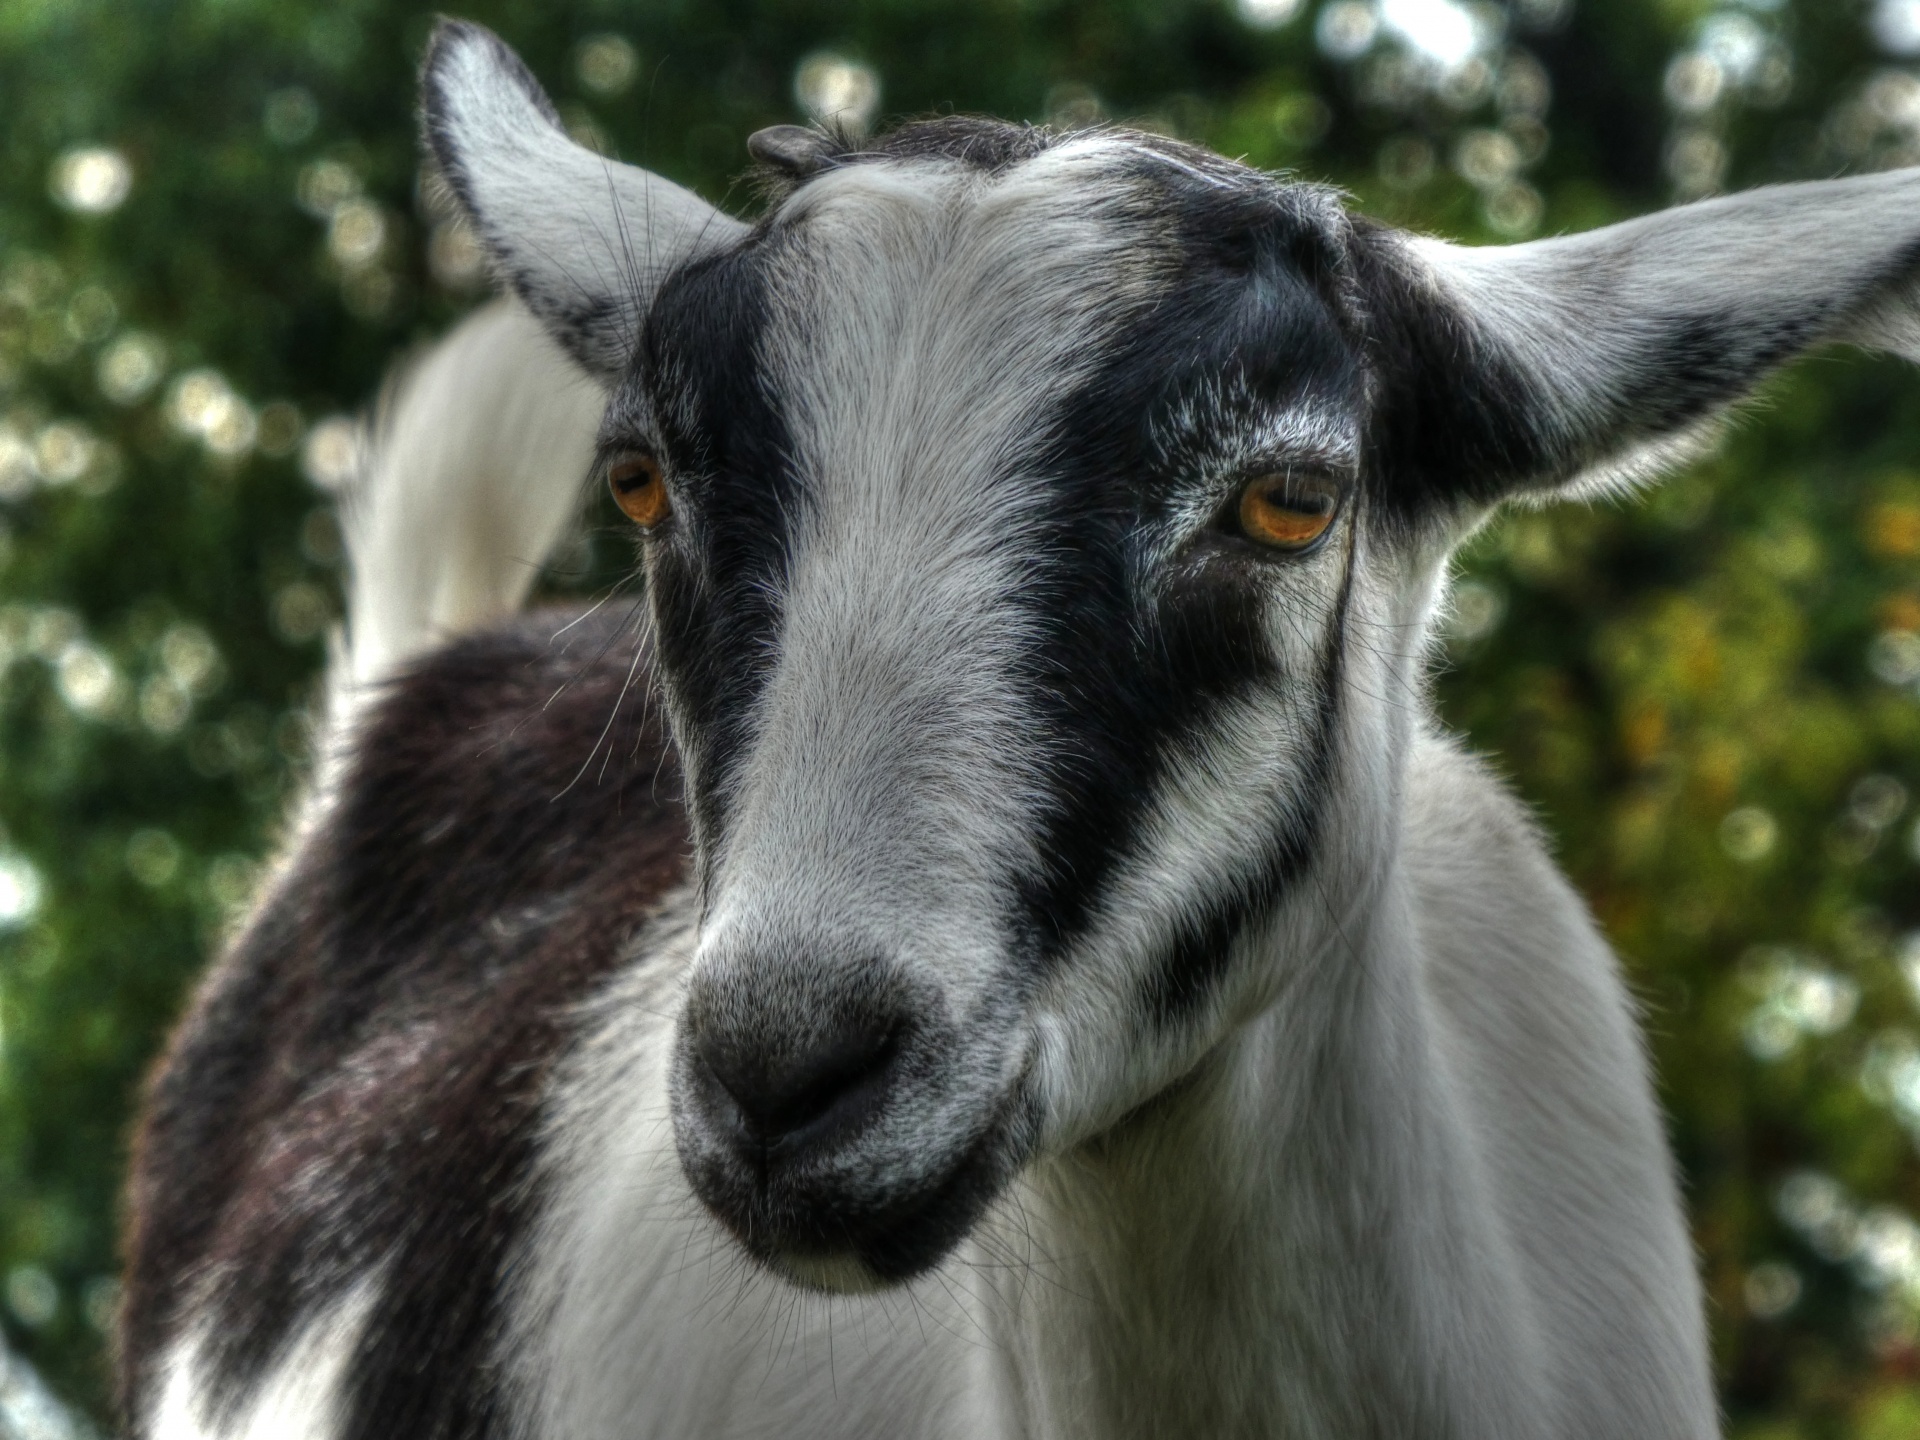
[
  {"xmin": 1358, "ymin": 170, "xmax": 1920, "ymax": 517},
  {"xmin": 421, "ymin": 20, "xmax": 747, "ymax": 381}
]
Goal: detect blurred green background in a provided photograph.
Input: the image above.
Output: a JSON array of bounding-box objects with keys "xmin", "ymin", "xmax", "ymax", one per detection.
[{"xmin": 4, "ymin": 0, "xmax": 1920, "ymax": 1433}]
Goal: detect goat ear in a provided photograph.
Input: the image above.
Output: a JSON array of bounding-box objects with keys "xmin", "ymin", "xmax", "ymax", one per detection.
[
  {"xmin": 1360, "ymin": 170, "xmax": 1920, "ymax": 515},
  {"xmin": 420, "ymin": 21, "xmax": 747, "ymax": 381}
]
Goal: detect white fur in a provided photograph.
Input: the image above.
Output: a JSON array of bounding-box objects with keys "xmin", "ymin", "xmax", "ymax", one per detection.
[
  {"xmin": 150, "ymin": 1277, "xmax": 381, "ymax": 1440},
  {"xmin": 425, "ymin": 24, "xmax": 746, "ymax": 377},
  {"xmin": 334, "ymin": 300, "xmax": 604, "ymax": 695}
]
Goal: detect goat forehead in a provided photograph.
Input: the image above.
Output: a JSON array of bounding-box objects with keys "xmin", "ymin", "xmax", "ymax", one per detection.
[
  {"xmin": 643, "ymin": 145, "xmax": 1360, "ymax": 500},
  {"xmin": 770, "ymin": 146, "xmax": 1178, "ymax": 317},
  {"xmin": 755, "ymin": 156, "xmax": 1173, "ymax": 472}
]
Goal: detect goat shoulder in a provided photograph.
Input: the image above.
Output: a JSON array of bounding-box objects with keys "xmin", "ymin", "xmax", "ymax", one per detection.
[{"xmin": 1404, "ymin": 732, "xmax": 1716, "ymax": 1436}]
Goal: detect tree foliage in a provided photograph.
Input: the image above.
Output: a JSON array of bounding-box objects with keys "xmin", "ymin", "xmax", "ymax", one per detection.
[{"xmin": 2, "ymin": 0, "xmax": 1920, "ymax": 1432}]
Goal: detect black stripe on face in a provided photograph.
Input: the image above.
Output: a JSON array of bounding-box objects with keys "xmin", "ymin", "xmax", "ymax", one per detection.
[
  {"xmin": 1007, "ymin": 170, "xmax": 1365, "ymax": 987},
  {"xmin": 1138, "ymin": 547, "xmax": 1353, "ymax": 1025},
  {"xmin": 628, "ymin": 235, "xmax": 806, "ymax": 875},
  {"xmin": 1347, "ymin": 220, "xmax": 1551, "ymax": 525}
]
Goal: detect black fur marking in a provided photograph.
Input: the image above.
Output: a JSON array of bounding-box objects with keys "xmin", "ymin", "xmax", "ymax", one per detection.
[
  {"xmin": 1007, "ymin": 170, "xmax": 1366, "ymax": 972},
  {"xmin": 628, "ymin": 232, "xmax": 805, "ymax": 877},
  {"xmin": 120, "ymin": 609, "xmax": 686, "ymax": 1438},
  {"xmin": 1138, "ymin": 552, "xmax": 1353, "ymax": 1024},
  {"xmin": 1347, "ymin": 221, "xmax": 1554, "ymax": 521}
]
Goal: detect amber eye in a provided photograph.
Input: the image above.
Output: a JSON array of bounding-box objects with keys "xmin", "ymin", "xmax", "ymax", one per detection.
[
  {"xmin": 608, "ymin": 450, "xmax": 671, "ymax": 529},
  {"xmin": 1237, "ymin": 474, "xmax": 1338, "ymax": 551}
]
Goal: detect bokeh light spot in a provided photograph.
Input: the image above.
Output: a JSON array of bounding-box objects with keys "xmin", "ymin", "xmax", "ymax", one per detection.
[
  {"xmin": 575, "ymin": 34, "xmax": 638, "ymax": 97},
  {"xmin": 1236, "ymin": 0, "xmax": 1305, "ymax": 29},
  {"xmin": 0, "ymin": 428, "xmax": 36, "ymax": 502},
  {"xmin": 1743, "ymin": 947, "xmax": 1858, "ymax": 1061},
  {"xmin": 1380, "ymin": 0, "xmax": 1487, "ymax": 70},
  {"xmin": 97, "ymin": 332, "xmax": 167, "ymax": 405},
  {"xmin": 1721, "ymin": 805, "xmax": 1779, "ymax": 862},
  {"xmin": 327, "ymin": 199, "xmax": 386, "ymax": 268},
  {"xmin": 1446, "ymin": 579, "xmax": 1506, "ymax": 644},
  {"xmin": 1666, "ymin": 53, "xmax": 1726, "ymax": 114},
  {"xmin": 33, "ymin": 424, "xmax": 93, "ymax": 487},
  {"xmin": 1873, "ymin": 0, "xmax": 1920, "ymax": 56},
  {"xmin": 1745, "ymin": 1261, "xmax": 1802, "ymax": 1319},
  {"xmin": 159, "ymin": 623, "xmax": 220, "ymax": 696},
  {"xmin": 301, "ymin": 416, "xmax": 362, "ymax": 490},
  {"xmin": 271, "ymin": 582, "xmax": 332, "ymax": 645},
  {"xmin": 795, "ymin": 53, "xmax": 881, "ymax": 129},
  {"xmin": 0, "ymin": 853, "xmax": 44, "ymax": 929},
  {"xmin": 50, "ymin": 146, "xmax": 131, "ymax": 215},
  {"xmin": 168, "ymin": 370, "xmax": 258, "ymax": 458},
  {"xmin": 206, "ymin": 854, "xmax": 259, "ymax": 915},
  {"xmin": 4, "ymin": 1266, "xmax": 57, "ymax": 1328},
  {"xmin": 297, "ymin": 158, "xmax": 362, "ymax": 219},
  {"xmin": 57, "ymin": 641, "xmax": 119, "ymax": 716},
  {"xmin": 138, "ymin": 676, "xmax": 190, "ymax": 736},
  {"xmin": 1317, "ymin": 1, "xmax": 1379, "ymax": 59},
  {"xmin": 263, "ymin": 86, "xmax": 319, "ymax": 146},
  {"xmin": 1870, "ymin": 628, "xmax": 1920, "ymax": 685},
  {"xmin": 125, "ymin": 830, "xmax": 181, "ymax": 888}
]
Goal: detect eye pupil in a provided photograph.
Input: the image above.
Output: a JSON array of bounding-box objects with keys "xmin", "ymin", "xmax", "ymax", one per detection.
[
  {"xmin": 608, "ymin": 451, "xmax": 670, "ymax": 528},
  {"xmin": 1238, "ymin": 475, "xmax": 1337, "ymax": 551}
]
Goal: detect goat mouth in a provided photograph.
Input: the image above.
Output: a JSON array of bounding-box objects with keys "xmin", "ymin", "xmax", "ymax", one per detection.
[{"xmin": 678, "ymin": 1085, "xmax": 1036, "ymax": 1291}]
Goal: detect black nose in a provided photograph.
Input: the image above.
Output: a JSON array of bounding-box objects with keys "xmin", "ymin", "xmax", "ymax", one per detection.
[{"xmin": 693, "ymin": 1017, "xmax": 900, "ymax": 1157}]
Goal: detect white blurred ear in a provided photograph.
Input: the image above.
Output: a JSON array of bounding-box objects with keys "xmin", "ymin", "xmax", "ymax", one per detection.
[
  {"xmin": 1360, "ymin": 168, "xmax": 1920, "ymax": 513},
  {"xmin": 421, "ymin": 20, "xmax": 747, "ymax": 380}
]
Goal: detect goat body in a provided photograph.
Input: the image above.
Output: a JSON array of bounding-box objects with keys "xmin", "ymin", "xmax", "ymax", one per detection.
[
  {"xmin": 123, "ymin": 20, "xmax": 1920, "ymax": 1440},
  {"xmin": 130, "ymin": 593, "xmax": 1686, "ymax": 1439}
]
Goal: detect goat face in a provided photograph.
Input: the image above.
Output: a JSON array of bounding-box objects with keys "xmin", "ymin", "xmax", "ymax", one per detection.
[
  {"xmin": 425, "ymin": 20, "xmax": 1920, "ymax": 1290},
  {"xmin": 623, "ymin": 139, "xmax": 1372, "ymax": 1288},
  {"xmin": 429, "ymin": 28, "xmax": 1377, "ymax": 1285}
]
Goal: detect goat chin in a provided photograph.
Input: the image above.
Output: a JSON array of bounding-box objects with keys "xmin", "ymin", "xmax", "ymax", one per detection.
[{"xmin": 765, "ymin": 1251, "xmax": 893, "ymax": 1295}]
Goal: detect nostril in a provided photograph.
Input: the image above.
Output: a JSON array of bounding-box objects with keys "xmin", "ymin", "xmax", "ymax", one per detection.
[{"xmin": 696, "ymin": 1022, "xmax": 900, "ymax": 1154}]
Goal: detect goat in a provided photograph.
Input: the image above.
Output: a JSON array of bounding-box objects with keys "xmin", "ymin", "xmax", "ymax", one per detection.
[{"xmin": 119, "ymin": 19, "xmax": 1920, "ymax": 1439}]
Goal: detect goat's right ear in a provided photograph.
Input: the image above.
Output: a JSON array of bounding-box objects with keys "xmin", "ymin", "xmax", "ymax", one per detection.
[
  {"xmin": 1356, "ymin": 170, "xmax": 1920, "ymax": 522},
  {"xmin": 421, "ymin": 20, "xmax": 747, "ymax": 382}
]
